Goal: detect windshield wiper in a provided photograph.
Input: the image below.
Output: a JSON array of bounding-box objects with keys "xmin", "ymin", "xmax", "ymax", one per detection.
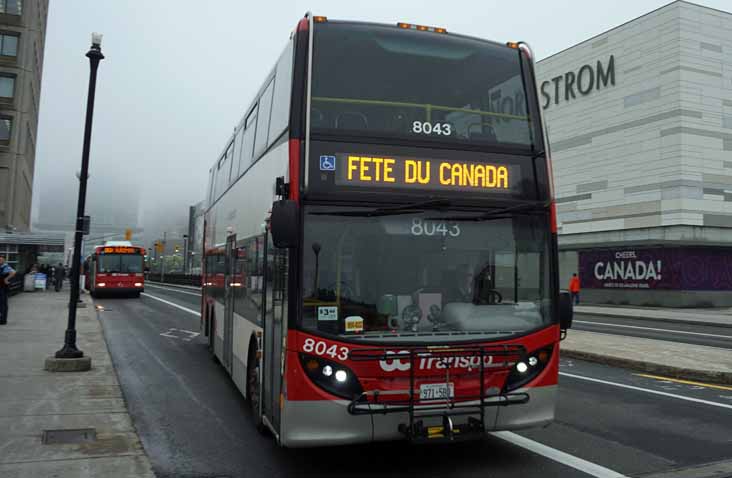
[
  {"xmin": 426, "ymin": 201, "xmax": 550, "ymax": 222},
  {"xmin": 310, "ymin": 199, "xmax": 452, "ymax": 217}
]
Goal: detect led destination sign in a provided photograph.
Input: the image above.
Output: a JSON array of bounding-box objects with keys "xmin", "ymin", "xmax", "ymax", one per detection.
[
  {"xmin": 102, "ymin": 247, "xmax": 139, "ymax": 254},
  {"xmin": 334, "ymin": 154, "xmax": 518, "ymax": 193}
]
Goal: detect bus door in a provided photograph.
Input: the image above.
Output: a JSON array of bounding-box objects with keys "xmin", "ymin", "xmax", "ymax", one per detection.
[
  {"xmin": 262, "ymin": 234, "xmax": 288, "ymax": 431},
  {"xmin": 223, "ymin": 234, "xmax": 236, "ymax": 372}
]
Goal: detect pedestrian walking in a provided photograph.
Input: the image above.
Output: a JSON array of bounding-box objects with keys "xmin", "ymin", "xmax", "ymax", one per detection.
[
  {"xmin": 54, "ymin": 263, "xmax": 65, "ymax": 292},
  {"xmin": 569, "ymin": 272, "xmax": 581, "ymax": 305},
  {"xmin": 0, "ymin": 256, "xmax": 16, "ymax": 325}
]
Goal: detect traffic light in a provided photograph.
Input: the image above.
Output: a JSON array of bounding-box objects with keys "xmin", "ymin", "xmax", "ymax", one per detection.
[
  {"xmin": 174, "ymin": 245, "xmax": 180, "ymax": 253},
  {"xmin": 155, "ymin": 241, "xmax": 164, "ymax": 253},
  {"xmin": 124, "ymin": 228, "xmax": 132, "ymax": 241}
]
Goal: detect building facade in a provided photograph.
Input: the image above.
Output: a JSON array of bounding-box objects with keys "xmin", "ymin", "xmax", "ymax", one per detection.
[
  {"xmin": 537, "ymin": 1, "xmax": 732, "ymax": 306},
  {"xmin": 0, "ymin": 0, "xmax": 48, "ymax": 232}
]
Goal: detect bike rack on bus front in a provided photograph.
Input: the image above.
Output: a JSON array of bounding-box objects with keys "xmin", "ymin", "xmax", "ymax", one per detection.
[{"xmin": 347, "ymin": 344, "xmax": 530, "ymax": 442}]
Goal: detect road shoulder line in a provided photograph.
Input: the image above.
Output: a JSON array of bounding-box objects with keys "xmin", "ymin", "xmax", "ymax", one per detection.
[
  {"xmin": 141, "ymin": 293, "xmax": 201, "ymax": 316},
  {"xmin": 491, "ymin": 431, "xmax": 629, "ymax": 478},
  {"xmin": 560, "ymin": 372, "xmax": 732, "ymax": 410}
]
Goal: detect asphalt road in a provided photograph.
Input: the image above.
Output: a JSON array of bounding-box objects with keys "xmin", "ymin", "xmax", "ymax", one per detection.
[
  {"xmin": 94, "ymin": 283, "xmax": 732, "ymax": 478},
  {"xmin": 572, "ymin": 313, "xmax": 732, "ymax": 349}
]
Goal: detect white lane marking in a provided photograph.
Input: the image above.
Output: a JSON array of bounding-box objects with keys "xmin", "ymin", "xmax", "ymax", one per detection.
[
  {"xmin": 145, "ymin": 283, "xmax": 201, "ymax": 297},
  {"xmin": 560, "ymin": 372, "xmax": 732, "ymax": 410},
  {"xmin": 141, "ymin": 293, "xmax": 201, "ymax": 316},
  {"xmin": 491, "ymin": 431, "xmax": 628, "ymax": 478},
  {"xmin": 574, "ymin": 320, "xmax": 732, "ymax": 339},
  {"xmin": 160, "ymin": 328, "xmax": 201, "ymax": 341}
]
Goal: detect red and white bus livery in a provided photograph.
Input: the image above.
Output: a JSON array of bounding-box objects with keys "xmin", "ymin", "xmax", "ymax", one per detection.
[
  {"xmin": 84, "ymin": 243, "xmax": 145, "ymax": 297},
  {"xmin": 201, "ymin": 14, "xmax": 573, "ymax": 447}
]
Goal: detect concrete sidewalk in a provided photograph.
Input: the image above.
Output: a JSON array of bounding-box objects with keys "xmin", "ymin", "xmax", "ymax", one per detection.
[
  {"xmin": 562, "ymin": 330, "xmax": 732, "ymax": 385},
  {"xmin": 0, "ymin": 291, "xmax": 154, "ymax": 478},
  {"xmin": 574, "ymin": 304, "xmax": 732, "ymax": 328}
]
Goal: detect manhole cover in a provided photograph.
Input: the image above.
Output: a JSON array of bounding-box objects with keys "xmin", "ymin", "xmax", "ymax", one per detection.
[{"xmin": 42, "ymin": 428, "xmax": 97, "ymax": 444}]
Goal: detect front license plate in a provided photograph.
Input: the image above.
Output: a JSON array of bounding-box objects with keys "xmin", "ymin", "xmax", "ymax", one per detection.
[{"xmin": 419, "ymin": 383, "xmax": 454, "ymax": 400}]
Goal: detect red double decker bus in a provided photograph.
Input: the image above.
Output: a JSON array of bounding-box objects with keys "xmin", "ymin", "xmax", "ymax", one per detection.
[
  {"xmin": 201, "ymin": 14, "xmax": 573, "ymax": 447},
  {"xmin": 84, "ymin": 242, "xmax": 145, "ymax": 297}
]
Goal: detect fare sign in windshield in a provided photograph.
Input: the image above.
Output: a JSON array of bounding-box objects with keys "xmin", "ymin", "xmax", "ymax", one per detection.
[{"xmin": 332, "ymin": 154, "xmax": 518, "ymax": 193}]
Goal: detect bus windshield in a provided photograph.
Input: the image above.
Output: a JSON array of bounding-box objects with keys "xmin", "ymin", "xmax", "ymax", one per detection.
[
  {"xmin": 98, "ymin": 254, "xmax": 143, "ymax": 274},
  {"xmin": 301, "ymin": 206, "xmax": 551, "ymax": 342},
  {"xmin": 311, "ymin": 22, "xmax": 534, "ymax": 149}
]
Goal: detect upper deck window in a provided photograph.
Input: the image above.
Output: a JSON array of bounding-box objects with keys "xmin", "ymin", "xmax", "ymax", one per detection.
[{"xmin": 311, "ymin": 23, "xmax": 534, "ymax": 149}]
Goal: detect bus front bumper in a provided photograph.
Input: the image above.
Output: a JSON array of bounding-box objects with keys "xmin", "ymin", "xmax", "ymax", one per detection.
[{"xmin": 279, "ymin": 385, "xmax": 556, "ymax": 447}]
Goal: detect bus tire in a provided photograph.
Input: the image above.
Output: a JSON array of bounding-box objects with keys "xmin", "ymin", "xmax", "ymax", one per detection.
[
  {"xmin": 247, "ymin": 342, "xmax": 266, "ymax": 434},
  {"xmin": 208, "ymin": 310, "xmax": 219, "ymax": 363}
]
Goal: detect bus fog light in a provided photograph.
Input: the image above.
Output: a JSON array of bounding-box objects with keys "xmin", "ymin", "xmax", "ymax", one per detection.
[
  {"xmin": 335, "ymin": 370, "xmax": 348, "ymax": 382},
  {"xmin": 516, "ymin": 362, "xmax": 529, "ymax": 374},
  {"xmin": 528, "ymin": 356, "xmax": 538, "ymax": 367},
  {"xmin": 322, "ymin": 365, "xmax": 333, "ymax": 377}
]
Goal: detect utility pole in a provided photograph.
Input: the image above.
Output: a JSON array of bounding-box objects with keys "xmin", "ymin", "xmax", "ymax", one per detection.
[
  {"xmin": 161, "ymin": 231, "xmax": 166, "ymax": 283},
  {"xmin": 182, "ymin": 234, "xmax": 189, "ymax": 275}
]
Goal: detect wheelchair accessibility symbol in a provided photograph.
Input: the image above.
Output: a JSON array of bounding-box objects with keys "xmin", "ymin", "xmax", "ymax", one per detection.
[{"xmin": 319, "ymin": 155, "xmax": 336, "ymax": 171}]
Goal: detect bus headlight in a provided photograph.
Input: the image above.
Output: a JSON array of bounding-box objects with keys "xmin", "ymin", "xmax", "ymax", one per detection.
[
  {"xmin": 97, "ymin": 283, "xmax": 106, "ymax": 287},
  {"xmin": 300, "ymin": 354, "xmax": 363, "ymax": 400},
  {"xmin": 503, "ymin": 346, "xmax": 553, "ymax": 392}
]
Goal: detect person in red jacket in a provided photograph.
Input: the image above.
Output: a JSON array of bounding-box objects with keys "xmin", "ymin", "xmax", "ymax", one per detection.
[{"xmin": 569, "ymin": 273, "xmax": 580, "ymax": 305}]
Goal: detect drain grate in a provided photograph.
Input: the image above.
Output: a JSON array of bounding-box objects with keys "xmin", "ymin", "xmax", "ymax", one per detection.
[{"xmin": 42, "ymin": 428, "xmax": 97, "ymax": 445}]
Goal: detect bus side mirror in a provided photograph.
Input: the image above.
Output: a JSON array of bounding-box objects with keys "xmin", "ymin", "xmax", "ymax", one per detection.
[
  {"xmin": 271, "ymin": 200, "xmax": 299, "ymax": 248},
  {"xmin": 559, "ymin": 291, "xmax": 573, "ymax": 330}
]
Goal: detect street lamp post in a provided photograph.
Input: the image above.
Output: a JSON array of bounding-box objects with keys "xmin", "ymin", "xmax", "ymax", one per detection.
[
  {"xmin": 182, "ymin": 234, "xmax": 188, "ymax": 275},
  {"xmin": 55, "ymin": 33, "xmax": 104, "ymax": 360}
]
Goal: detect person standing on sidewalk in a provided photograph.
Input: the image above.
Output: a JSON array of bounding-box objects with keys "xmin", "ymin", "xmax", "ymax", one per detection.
[
  {"xmin": 54, "ymin": 263, "xmax": 65, "ymax": 292},
  {"xmin": 569, "ymin": 273, "xmax": 581, "ymax": 305},
  {"xmin": 0, "ymin": 256, "xmax": 16, "ymax": 324}
]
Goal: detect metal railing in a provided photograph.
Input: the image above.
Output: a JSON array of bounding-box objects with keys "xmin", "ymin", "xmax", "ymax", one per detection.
[{"xmin": 145, "ymin": 273, "xmax": 201, "ymax": 287}]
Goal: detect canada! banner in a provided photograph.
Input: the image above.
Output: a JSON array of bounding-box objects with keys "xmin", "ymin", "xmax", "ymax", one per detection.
[{"xmin": 579, "ymin": 248, "xmax": 732, "ymax": 291}]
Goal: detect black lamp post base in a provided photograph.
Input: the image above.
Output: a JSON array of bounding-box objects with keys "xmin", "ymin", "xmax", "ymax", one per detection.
[
  {"xmin": 55, "ymin": 330, "xmax": 85, "ymax": 359},
  {"xmin": 54, "ymin": 346, "xmax": 84, "ymax": 359}
]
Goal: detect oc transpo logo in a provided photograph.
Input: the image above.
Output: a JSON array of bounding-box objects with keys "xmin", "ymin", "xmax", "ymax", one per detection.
[
  {"xmin": 380, "ymin": 351, "xmax": 411, "ymax": 372},
  {"xmin": 379, "ymin": 351, "xmax": 497, "ymax": 372}
]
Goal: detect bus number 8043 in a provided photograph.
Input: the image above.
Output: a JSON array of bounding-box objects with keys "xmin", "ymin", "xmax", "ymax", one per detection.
[{"xmin": 412, "ymin": 121, "xmax": 452, "ymax": 136}]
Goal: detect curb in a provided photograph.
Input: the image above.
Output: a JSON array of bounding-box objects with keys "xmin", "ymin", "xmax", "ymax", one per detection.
[
  {"xmin": 561, "ymin": 348, "xmax": 732, "ymax": 385},
  {"xmin": 94, "ymin": 296, "xmax": 157, "ymax": 476},
  {"xmin": 575, "ymin": 311, "xmax": 732, "ymax": 330}
]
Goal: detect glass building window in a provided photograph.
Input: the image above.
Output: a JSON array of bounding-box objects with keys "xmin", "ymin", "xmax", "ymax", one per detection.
[
  {"xmin": 0, "ymin": 75, "xmax": 14, "ymax": 98},
  {"xmin": 0, "ymin": 116, "xmax": 12, "ymax": 144},
  {"xmin": 0, "ymin": 243, "xmax": 18, "ymax": 267},
  {"xmin": 0, "ymin": 33, "xmax": 18, "ymax": 57},
  {"xmin": 0, "ymin": 0, "xmax": 22, "ymax": 15}
]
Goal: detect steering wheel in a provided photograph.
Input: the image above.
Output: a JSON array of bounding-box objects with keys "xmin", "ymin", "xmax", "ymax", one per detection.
[
  {"xmin": 328, "ymin": 281, "xmax": 354, "ymax": 300},
  {"xmin": 476, "ymin": 289, "xmax": 503, "ymax": 305}
]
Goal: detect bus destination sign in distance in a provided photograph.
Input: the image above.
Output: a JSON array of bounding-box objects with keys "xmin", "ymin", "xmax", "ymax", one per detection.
[
  {"xmin": 332, "ymin": 153, "xmax": 519, "ymax": 193},
  {"xmin": 102, "ymin": 247, "xmax": 138, "ymax": 254}
]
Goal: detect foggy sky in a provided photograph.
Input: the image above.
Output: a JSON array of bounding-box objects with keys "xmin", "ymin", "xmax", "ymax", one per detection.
[{"xmin": 31, "ymin": 0, "xmax": 731, "ymax": 246}]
